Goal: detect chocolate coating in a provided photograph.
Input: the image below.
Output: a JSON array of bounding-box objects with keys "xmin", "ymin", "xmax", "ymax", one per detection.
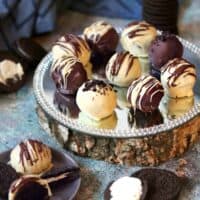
[
  {"xmin": 51, "ymin": 56, "xmax": 87, "ymax": 95},
  {"xmin": 149, "ymin": 32, "xmax": 183, "ymax": 69},
  {"xmin": 127, "ymin": 75, "xmax": 164, "ymax": 113},
  {"xmin": 84, "ymin": 21, "xmax": 119, "ymax": 55},
  {"xmin": 132, "ymin": 168, "xmax": 183, "ymax": 200}
]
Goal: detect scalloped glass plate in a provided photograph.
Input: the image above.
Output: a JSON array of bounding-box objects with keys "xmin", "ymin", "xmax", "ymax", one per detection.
[{"xmin": 33, "ymin": 36, "xmax": 200, "ymax": 138}]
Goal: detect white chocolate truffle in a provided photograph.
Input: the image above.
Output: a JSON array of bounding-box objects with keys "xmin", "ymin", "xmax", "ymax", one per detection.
[
  {"xmin": 0, "ymin": 60, "xmax": 24, "ymax": 85},
  {"xmin": 52, "ymin": 34, "xmax": 91, "ymax": 66},
  {"xmin": 161, "ymin": 58, "xmax": 196, "ymax": 98},
  {"xmin": 76, "ymin": 80, "xmax": 117, "ymax": 120},
  {"xmin": 106, "ymin": 51, "xmax": 141, "ymax": 87},
  {"xmin": 83, "ymin": 21, "xmax": 119, "ymax": 55},
  {"xmin": 110, "ymin": 176, "xmax": 143, "ymax": 200},
  {"xmin": 9, "ymin": 140, "xmax": 52, "ymax": 175},
  {"xmin": 121, "ymin": 21, "xmax": 157, "ymax": 57},
  {"xmin": 127, "ymin": 75, "xmax": 164, "ymax": 113}
]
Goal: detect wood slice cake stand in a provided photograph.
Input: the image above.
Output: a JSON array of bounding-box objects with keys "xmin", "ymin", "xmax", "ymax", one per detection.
[{"xmin": 36, "ymin": 106, "xmax": 200, "ymax": 166}]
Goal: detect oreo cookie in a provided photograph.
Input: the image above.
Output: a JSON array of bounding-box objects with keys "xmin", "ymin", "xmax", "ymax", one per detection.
[
  {"xmin": 104, "ymin": 178, "xmax": 148, "ymax": 200},
  {"xmin": 0, "ymin": 162, "xmax": 20, "ymax": 198},
  {"xmin": 132, "ymin": 168, "xmax": 183, "ymax": 200},
  {"xmin": 13, "ymin": 38, "xmax": 47, "ymax": 69},
  {"xmin": 143, "ymin": 0, "xmax": 178, "ymax": 34}
]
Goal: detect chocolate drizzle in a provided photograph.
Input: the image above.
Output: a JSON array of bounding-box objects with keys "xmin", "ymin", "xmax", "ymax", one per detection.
[
  {"xmin": 55, "ymin": 34, "xmax": 89, "ymax": 57},
  {"xmin": 161, "ymin": 58, "xmax": 196, "ymax": 87},
  {"xmin": 19, "ymin": 140, "xmax": 45, "ymax": 171},
  {"xmin": 127, "ymin": 22, "xmax": 152, "ymax": 38}
]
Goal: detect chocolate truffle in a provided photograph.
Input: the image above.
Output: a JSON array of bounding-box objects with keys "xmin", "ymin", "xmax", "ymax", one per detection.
[
  {"xmin": 106, "ymin": 51, "xmax": 141, "ymax": 87},
  {"xmin": 132, "ymin": 168, "xmax": 183, "ymax": 200},
  {"xmin": 149, "ymin": 33, "xmax": 183, "ymax": 69},
  {"xmin": 9, "ymin": 139, "xmax": 52, "ymax": 175},
  {"xmin": 8, "ymin": 176, "xmax": 50, "ymax": 200},
  {"xmin": 83, "ymin": 21, "xmax": 119, "ymax": 55},
  {"xmin": 121, "ymin": 21, "xmax": 157, "ymax": 57},
  {"xmin": 76, "ymin": 80, "xmax": 117, "ymax": 120},
  {"xmin": 104, "ymin": 176, "xmax": 147, "ymax": 200},
  {"xmin": 51, "ymin": 56, "xmax": 88, "ymax": 95},
  {"xmin": 127, "ymin": 75, "xmax": 164, "ymax": 112},
  {"xmin": 52, "ymin": 34, "xmax": 91, "ymax": 66},
  {"xmin": 0, "ymin": 162, "xmax": 20, "ymax": 198},
  {"xmin": 161, "ymin": 58, "xmax": 196, "ymax": 98},
  {"xmin": 0, "ymin": 60, "xmax": 25, "ymax": 93}
]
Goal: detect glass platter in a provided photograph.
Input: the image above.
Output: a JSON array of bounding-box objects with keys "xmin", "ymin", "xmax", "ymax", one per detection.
[{"xmin": 33, "ymin": 35, "xmax": 200, "ymax": 138}]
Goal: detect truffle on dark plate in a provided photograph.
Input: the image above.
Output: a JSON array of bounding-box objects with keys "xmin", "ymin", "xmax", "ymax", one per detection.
[
  {"xmin": 132, "ymin": 168, "xmax": 184, "ymax": 200},
  {"xmin": 51, "ymin": 56, "xmax": 88, "ymax": 95},
  {"xmin": 0, "ymin": 60, "xmax": 25, "ymax": 93},
  {"xmin": 149, "ymin": 32, "xmax": 183, "ymax": 69},
  {"xmin": 83, "ymin": 21, "xmax": 119, "ymax": 56},
  {"xmin": 127, "ymin": 75, "xmax": 164, "ymax": 113}
]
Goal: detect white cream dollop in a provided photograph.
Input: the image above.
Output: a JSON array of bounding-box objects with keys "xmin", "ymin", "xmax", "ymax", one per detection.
[
  {"xmin": 110, "ymin": 176, "xmax": 142, "ymax": 200},
  {"xmin": 0, "ymin": 60, "xmax": 24, "ymax": 84}
]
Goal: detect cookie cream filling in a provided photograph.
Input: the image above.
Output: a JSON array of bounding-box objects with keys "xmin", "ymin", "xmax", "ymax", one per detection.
[
  {"xmin": 0, "ymin": 60, "xmax": 24, "ymax": 84},
  {"xmin": 110, "ymin": 176, "xmax": 142, "ymax": 200}
]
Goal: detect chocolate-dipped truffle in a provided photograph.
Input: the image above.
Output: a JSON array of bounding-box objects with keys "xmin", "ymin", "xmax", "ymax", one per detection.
[
  {"xmin": 0, "ymin": 162, "xmax": 20, "ymax": 198},
  {"xmin": 0, "ymin": 60, "xmax": 25, "ymax": 93},
  {"xmin": 76, "ymin": 80, "xmax": 117, "ymax": 120},
  {"xmin": 106, "ymin": 51, "xmax": 141, "ymax": 87},
  {"xmin": 52, "ymin": 34, "xmax": 91, "ymax": 66},
  {"xmin": 121, "ymin": 21, "xmax": 157, "ymax": 57},
  {"xmin": 9, "ymin": 139, "xmax": 52, "ymax": 175},
  {"xmin": 51, "ymin": 56, "xmax": 87, "ymax": 95},
  {"xmin": 127, "ymin": 75, "xmax": 164, "ymax": 112},
  {"xmin": 149, "ymin": 33, "xmax": 183, "ymax": 69},
  {"xmin": 83, "ymin": 21, "xmax": 119, "ymax": 55},
  {"xmin": 161, "ymin": 58, "xmax": 196, "ymax": 98},
  {"xmin": 104, "ymin": 176, "xmax": 147, "ymax": 200}
]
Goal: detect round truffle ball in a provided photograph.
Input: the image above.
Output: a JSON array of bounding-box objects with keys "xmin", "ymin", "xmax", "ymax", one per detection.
[
  {"xmin": 127, "ymin": 75, "xmax": 164, "ymax": 112},
  {"xmin": 51, "ymin": 56, "xmax": 88, "ymax": 95},
  {"xmin": 105, "ymin": 51, "xmax": 141, "ymax": 87},
  {"xmin": 52, "ymin": 34, "xmax": 91, "ymax": 66},
  {"xmin": 76, "ymin": 80, "xmax": 117, "ymax": 120},
  {"xmin": 149, "ymin": 33, "xmax": 183, "ymax": 69},
  {"xmin": 161, "ymin": 58, "xmax": 196, "ymax": 98},
  {"xmin": 121, "ymin": 21, "xmax": 157, "ymax": 57},
  {"xmin": 83, "ymin": 21, "xmax": 119, "ymax": 55},
  {"xmin": 0, "ymin": 60, "xmax": 25, "ymax": 93},
  {"xmin": 9, "ymin": 139, "xmax": 52, "ymax": 175}
]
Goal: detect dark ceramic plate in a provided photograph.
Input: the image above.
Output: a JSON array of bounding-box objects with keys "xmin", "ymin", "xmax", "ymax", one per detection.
[{"xmin": 0, "ymin": 148, "xmax": 81, "ymax": 200}]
